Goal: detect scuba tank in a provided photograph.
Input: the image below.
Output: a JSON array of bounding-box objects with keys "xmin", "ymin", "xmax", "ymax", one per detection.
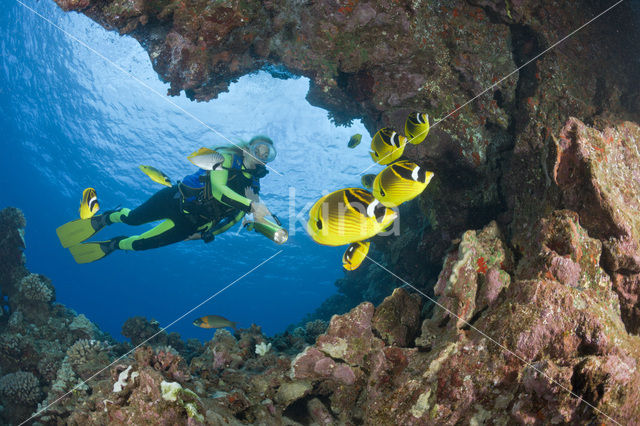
[{"xmin": 245, "ymin": 215, "xmax": 288, "ymax": 244}]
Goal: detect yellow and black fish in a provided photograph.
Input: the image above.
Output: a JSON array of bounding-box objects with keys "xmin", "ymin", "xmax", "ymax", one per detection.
[
  {"xmin": 307, "ymin": 188, "xmax": 397, "ymax": 246},
  {"xmin": 342, "ymin": 241, "xmax": 370, "ymax": 271},
  {"xmin": 404, "ymin": 112, "xmax": 430, "ymax": 145},
  {"xmin": 373, "ymin": 161, "xmax": 434, "ymax": 207},
  {"xmin": 348, "ymin": 134, "xmax": 362, "ymax": 148},
  {"xmin": 193, "ymin": 315, "xmax": 237, "ymax": 330},
  {"xmin": 360, "ymin": 174, "xmax": 376, "ymax": 190},
  {"xmin": 369, "ymin": 127, "xmax": 407, "ymax": 165},
  {"xmin": 78, "ymin": 187, "xmax": 99, "ymax": 219},
  {"xmin": 139, "ymin": 165, "xmax": 172, "ymax": 187}
]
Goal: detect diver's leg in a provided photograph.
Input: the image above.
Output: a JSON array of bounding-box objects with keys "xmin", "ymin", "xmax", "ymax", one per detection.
[
  {"xmin": 116, "ymin": 218, "xmax": 195, "ymax": 251},
  {"xmin": 107, "ymin": 186, "xmax": 179, "ymax": 226}
]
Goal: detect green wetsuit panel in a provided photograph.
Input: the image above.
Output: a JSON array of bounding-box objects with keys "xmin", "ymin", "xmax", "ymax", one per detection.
[
  {"xmin": 209, "ymin": 153, "xmax": 253, "ymax": 213},
  {"xmin": 118, "ymin": 219, "xmax": 176, "ymax": 251}
]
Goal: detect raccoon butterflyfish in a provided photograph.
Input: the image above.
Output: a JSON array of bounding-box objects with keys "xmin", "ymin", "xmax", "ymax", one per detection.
[
  {"xmin": 78, "ymin": 187, "xmax": 99, "ymax": 219},
  {"xmin": 342, "ymin": 241, "xmax": 371, "ymax": 271},
  {"xmin": 193, "ymin": 315, "xmax": 237, "ymax": 330},
  {"xmin": 139, "ymin": 165, "xmax": 172, "ymax": 187},
  {"xmin": 187, "ymin": 147, "xmax": 225, "ymax": 170},
  {"xmin": 307, "ymin": 188, "xmax": 397, "ymax": 246},
  {"xmin": 369, "ymin": 127, "xmax": 407, "ymax": 165},
  {"xmin": 361, "ymin": 174, "xmax": 376, "ymax": 190},
  {"xmin": 348, "ymin": 133, "xmax": 362, "ymax": 148},
  {"xmin": 404, "ymin": 112, "xmax": 430, "ymax": 145},
  {"xmin": 372, "ymin": 161, "xmax": 434, "ymax": 207}
]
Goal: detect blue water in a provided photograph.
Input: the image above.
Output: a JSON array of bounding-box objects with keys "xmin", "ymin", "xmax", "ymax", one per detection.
[{"xmin": 0, "ymin": 0, "xmax": 375, "ymax": 340}]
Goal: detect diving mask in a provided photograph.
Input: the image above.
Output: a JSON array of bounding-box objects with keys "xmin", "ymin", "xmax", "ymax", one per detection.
[{"xmin": 248, "ymin": 137, "xmax": 277, "ymax": 163}]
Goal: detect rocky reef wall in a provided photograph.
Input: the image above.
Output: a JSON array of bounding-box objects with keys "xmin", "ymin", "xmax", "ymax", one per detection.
[
  {"xmin": 3, "ymin": 203, "xmax": 640, "ymax": 424},
  {"xmin": 14, "ymin": 0, "xmax": 640, "ymax": 423}
]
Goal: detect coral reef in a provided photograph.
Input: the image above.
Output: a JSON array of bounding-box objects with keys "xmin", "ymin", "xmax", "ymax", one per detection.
[
  {"xmin": 6, "ymin": 0, "xmax": 640, "ymax": 423},
  {"xmin": 287, "ymin": 216, "xmax": 640, "ymax": 424},
  {"xmin": 17, "ymin": 273, "xmax": 55, "ymax": 304},
  {"xmin": 3, "ymin": 193, "xmax": 640, "ymax": 424},
  {"xmin": 0, "ymin": 207, "xmax": 26, "ymax": 316},
  {"xmin": 0, "ymin": 371, "xmax": 41, "ymax": 421},
  {"xmin": 66, "ymin": 339, "xmax": 111, "ymax": 380},
  {"xmin": 0, "ymin": 207, "xmax": 114, "ymax": 425},
  {"xmin": 552, "ymin": 118, "xmax": 640, "ymax": 334}
]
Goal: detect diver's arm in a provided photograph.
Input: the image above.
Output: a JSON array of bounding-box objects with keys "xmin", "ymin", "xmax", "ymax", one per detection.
[
  {"xmin": 209, "ymin": 168, "xmax": 253, "ymax": 212},
  {"xmin": 244, "ymin": 187, "xmax": 272, "ymax": 223},
  {"xmin": 245, "ymin": 187, "xmax": 260, "ymax": 203}
]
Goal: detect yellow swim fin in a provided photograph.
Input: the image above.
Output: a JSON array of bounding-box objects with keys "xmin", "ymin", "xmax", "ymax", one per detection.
[
  {"xmin": 68, "ymin": 238, "xmax": 122, "ymax": 264},
  {"xmin": 56, "ymin": 217, "xmax": 108, "ymax": 248},
  {"xmin": 68, "ymin": 242, "xmax": 108, "ymax": 264}
]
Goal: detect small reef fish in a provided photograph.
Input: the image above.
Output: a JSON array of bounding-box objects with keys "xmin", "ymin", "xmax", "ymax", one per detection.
[
  {"xmin": 373, "ymin": 161, "xmax": 434, "ymax": 207},
  {"xmin": 342, "ymin": 241, "xmax": 370, "ymax": 271},
  {"xmin": 307, "ymin": 188, "xmax": 397, "ymax": 246},
  {"xmin": 139, "ymin": 165, "xmax": 172, "ymax": 187},
  {"xmin": 187, "ymin": 147, "xmax": 225, "ymax": 170},
  {"xmin": 369, "ymin": 127, "xmax": 407, "ymax": 165},
  {"xmin": 360, "ymin": 174, "xmax": 376, "ymax": 190},
  {"xmin": 404, "ymin": 112, "xmax": 430, "ymax": 145},
  {"xmin": 348, "ymin": 133, "xmax": 362, "ymax": 148},
  {"xmin": 193, "ymin": 315, "xmax": 237, "ymax": 330},
  {"xmin": 78, "ymin": 187, "xmax": 99, "ymax": 219}
]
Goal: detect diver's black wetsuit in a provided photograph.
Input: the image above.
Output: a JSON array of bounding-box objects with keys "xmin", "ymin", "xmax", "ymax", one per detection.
[
  {"xmin": 114, "ymin": 186, "xmax": 207, "ymax": 250},
  {"xmin": 107, "ymin": 153, "xmax": 263, "ymax": 251}
]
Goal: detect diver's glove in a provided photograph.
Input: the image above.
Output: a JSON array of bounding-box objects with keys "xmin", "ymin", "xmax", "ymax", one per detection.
[
  {"xmin": 201, "ymin": 229, "xmax": 215, "ymax": 243},
  {"xmin": 250, "ymin": 202, "xmax": 270, "ymax": 222}
]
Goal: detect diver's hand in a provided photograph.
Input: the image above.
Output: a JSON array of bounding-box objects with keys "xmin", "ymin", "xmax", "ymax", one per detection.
[
  {"xmin": 250, "ymin": 202, "xmax": 270, "ymax": 222},
  {"xmin": 185, "ymin": 233, "xmax": 202, "ymax": 241}
]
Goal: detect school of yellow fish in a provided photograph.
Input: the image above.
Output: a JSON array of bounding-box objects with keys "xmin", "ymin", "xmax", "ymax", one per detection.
[{"xmin": 307, "ymin": 112, "xmax": 434, "ymax": 271}]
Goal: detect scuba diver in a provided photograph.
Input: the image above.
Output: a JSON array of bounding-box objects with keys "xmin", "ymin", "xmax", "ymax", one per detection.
[{"xmin": 56, "ymin": 136, "xmax": 286, "ymax": 264}]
